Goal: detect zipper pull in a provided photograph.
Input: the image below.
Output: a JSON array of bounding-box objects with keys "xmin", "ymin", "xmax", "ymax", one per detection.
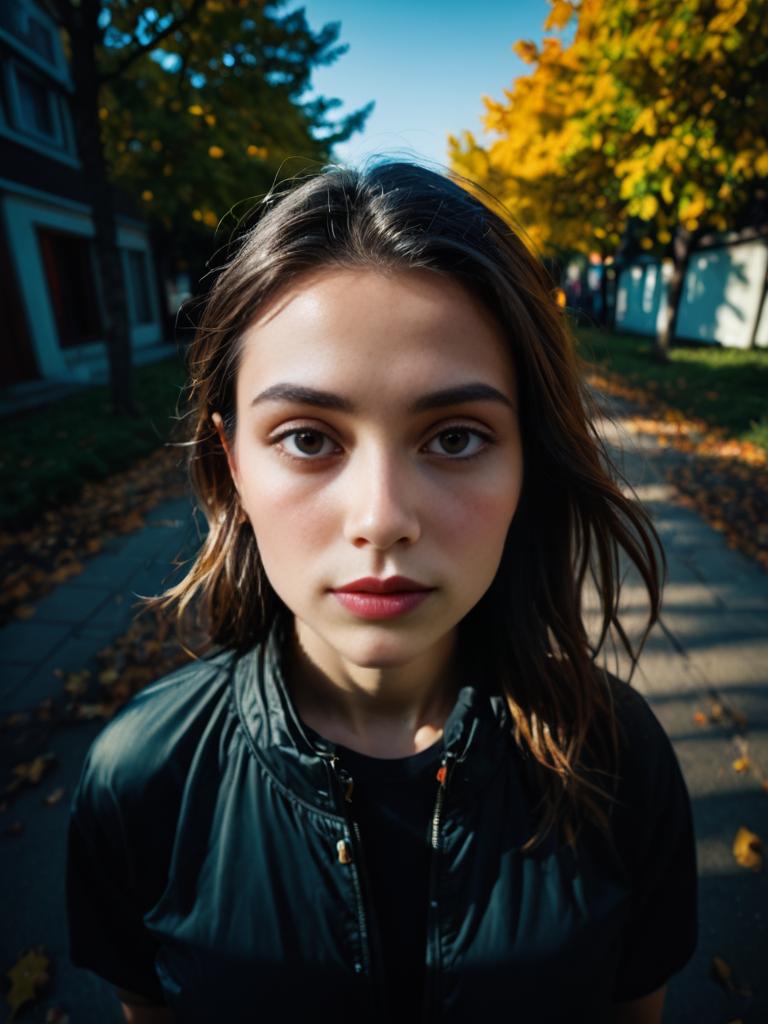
[
  {"xmin": 337, "ymin": 767, "xmax": 355, "ymax": 803},
  {"xmin": 436, "ymin": 750, "xmax": 456, "ymax": 786},
  {"xmin": 337, "ymin": 838, "xmax": 353, "ymax": 864}
]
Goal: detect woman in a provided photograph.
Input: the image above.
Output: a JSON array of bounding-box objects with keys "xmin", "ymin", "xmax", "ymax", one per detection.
[{"xmin": 66, "ymin": 160, "xmax": 698, "ymax": 1024}]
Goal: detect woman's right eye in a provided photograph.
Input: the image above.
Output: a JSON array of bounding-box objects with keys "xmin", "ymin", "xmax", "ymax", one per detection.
[{"xmin": 273, "ymin": 428, "xmax": 339, "ymax": 460}]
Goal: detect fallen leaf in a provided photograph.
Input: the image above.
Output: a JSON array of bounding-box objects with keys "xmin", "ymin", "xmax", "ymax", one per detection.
[
  {"xmin": 732, "ymin": 826, "xmax": 763, "ymax": 871},
  {"xmin": 98, "ymin": 668, "xmax": 119, "ymax": 686},
  {"xmin": 731, "ymin": 708, "xmax": 749, "ymax": 730},
  {"xmin": 73, "ymin": 702, "xmax": 115, "ymax": 720},
  {"xmin": 710, "ymin": 955, "xmax": 732, "ymax": 990},
  {"xmin": 709, "ymin": 701, "xmax": 725, "ymax": 721},
  {"xmin": 42, "ymin": 787, "xmax": 65, "ymax": 807},
  {"xmin": 64, "ymin": 673, "xmax": 88, "ymax": 697},
  {"xmin": 732, "ymin": 757, "xmax": 750, "ymax": 773},
  {"xmin": 13, "ymin": 754, "xmax": 56, "ymax": 785},
  {"xmin": 693, "ymin": 710, "xmax": 708, "ymax": 726},
  {"xmin": 3, "ymin": 713, "xmax": 30, "ymax": 729},
  {"xmin": 5, "ymin": 946, "xmax": 51, "ymax": 1020}
]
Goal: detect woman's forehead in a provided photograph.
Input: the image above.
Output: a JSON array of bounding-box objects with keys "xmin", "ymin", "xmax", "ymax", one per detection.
[{"xmin": 236, "ymin": 267, "xmax": 517, "ymax": 400}]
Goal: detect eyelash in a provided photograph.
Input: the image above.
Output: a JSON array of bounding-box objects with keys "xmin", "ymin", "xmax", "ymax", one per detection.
[{"xmin": 269, "ymin": 424, "xmax": 495, "ymax": 463}]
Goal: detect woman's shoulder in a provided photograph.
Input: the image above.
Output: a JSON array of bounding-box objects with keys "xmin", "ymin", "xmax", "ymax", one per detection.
[
  {"xmin": 72, "ymin": 647, "xmax": 241, "ymax": 817},
  {"xmin": 600, "ymin": 670, "xmax": 678, "ymax": 774},
  {"xmin": 596, "ymin": 670, "xmax": 692, "ymax": 843}
]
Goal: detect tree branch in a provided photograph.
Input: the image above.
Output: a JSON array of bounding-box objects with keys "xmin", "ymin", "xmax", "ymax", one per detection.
[{"xmin": 98, "ymin": 0, "xmax": 206, "ymax": 85}]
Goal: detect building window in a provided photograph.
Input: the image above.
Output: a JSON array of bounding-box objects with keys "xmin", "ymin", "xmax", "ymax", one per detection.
[
  {"xmin": 15, "ymin": 66, "xmax": 55, "ymax": 137},
  {"xmin": 37, "ymin": 228, "xmax": 103, "ymax": 348},
  {"xmin": 25, "ymin": 13, "xmax": 55, "ymax": 64},
  {"xmin": 125, "ymin": 249, "xmax": 154, "ymax": 325}
]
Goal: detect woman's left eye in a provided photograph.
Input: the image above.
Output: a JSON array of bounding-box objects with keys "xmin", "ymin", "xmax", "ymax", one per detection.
[{"xmin": 424, "ymin": 427, "xmax": 491, "ymax": 458}]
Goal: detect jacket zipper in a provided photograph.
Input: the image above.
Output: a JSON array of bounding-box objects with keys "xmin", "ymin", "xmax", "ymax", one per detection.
[
  {"xmin": 327, "ymin": 755, "xmax": 389, "ymax": 1015},
  {"xmin": 423, "ymin": 749, "xmax": 457, "ymax": 1023}
]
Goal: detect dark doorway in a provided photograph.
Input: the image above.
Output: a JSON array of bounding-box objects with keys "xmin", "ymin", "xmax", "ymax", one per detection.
[
  {"xmin": 36, "ymin": 227, "xmax": 103, "ymax": 348},
  {"xmin": 0, "ymin": 229, "xmax": 39, "ymax": 385}
]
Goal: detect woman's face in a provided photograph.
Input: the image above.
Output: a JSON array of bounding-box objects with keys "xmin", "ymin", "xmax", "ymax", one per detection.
[{"xmin": 221, "ymin": 267, "xmax": 523, "ymax": 671}]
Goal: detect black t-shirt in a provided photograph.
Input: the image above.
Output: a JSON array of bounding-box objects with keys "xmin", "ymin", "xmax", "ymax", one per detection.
[{"xmin": 305, "ymin": 728, "xmax": 444, "ymax": 1023}]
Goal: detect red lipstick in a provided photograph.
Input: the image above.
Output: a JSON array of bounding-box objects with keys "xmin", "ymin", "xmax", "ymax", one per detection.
[{"xmin": 331, "ymin": 576, "xmax": 434, "ymax": 620}]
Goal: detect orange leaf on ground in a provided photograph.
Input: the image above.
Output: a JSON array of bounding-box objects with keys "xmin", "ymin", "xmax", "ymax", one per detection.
[
  {"xmin": 64, "ymin": 673, "xmax": 88, "ymax": 696},
  {"xmin": 732, "ymin": 827, "xmax": 763, "ymax": 871},
  {"xmin": 42, "ymin": 787, "xmax": 65, "ymax": 806},
  {"xmin": 12, "ymin": 754, "xmax": 56, "ymax": 785},
  {"xmin": 693, "ymin": 710, "xmax": 708, "ymax": 726},
  {"xmin": 5, "ymin": 946, "xmax": 51, "ymax": 1020},
  {"xmin": 732, "ymin": 757, "xmax": 750, "ymax": 773},
  {"xmin": 710, "ymin": 955, "xmax": 732, "ymax": 989}
]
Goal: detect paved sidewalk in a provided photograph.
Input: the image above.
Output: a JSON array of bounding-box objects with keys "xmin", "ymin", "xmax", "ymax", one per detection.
[
  {"xmin": 0, "ymin": 496, "xmax": 200, "ymax": 716},
  {"xmin": 0, "ymin": 496, "xmax": 202, "ymax": 1024},
  {"xmin": 1, "ymin": 394, "xmax": 767, "ymax": 1023},
  {"xmin": 593, "ymin": 390, "xmax": 768, "ymax": 1024}
]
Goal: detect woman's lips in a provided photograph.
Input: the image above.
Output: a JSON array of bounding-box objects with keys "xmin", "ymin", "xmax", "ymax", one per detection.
[{"xmin": 331, "ymin": 589, "xmax": 433, "ymax": 620}]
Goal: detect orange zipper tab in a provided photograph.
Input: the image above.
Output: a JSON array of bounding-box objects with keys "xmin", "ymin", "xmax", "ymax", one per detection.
[{"xmin": 436, "ymin": 764, "xmax": 447, "ymax": 785}]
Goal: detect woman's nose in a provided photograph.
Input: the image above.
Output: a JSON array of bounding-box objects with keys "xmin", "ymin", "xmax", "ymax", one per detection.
[{"xmin": 341, "ymin": 445, "xmax": 421, "ymax": 550}]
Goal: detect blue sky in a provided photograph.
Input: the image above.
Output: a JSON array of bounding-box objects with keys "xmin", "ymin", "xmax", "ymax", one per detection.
[{"xmin": 296, "ymin": 0, "xmax": 552, "ymax": 170}]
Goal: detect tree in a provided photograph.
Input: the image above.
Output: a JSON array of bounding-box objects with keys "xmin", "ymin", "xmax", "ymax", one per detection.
[
  {"xmin": 52, "ymin": 0, "xmax": 371, "ymax": 414},
  {"xmin": 450, "ymin": 0, "xmax": 768, "ymax": 360}
]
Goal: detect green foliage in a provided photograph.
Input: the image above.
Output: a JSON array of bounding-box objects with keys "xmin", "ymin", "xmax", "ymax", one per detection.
[
  {"xmin": 1, "ymin": 358, "xmax": 188, "ymax": 527},
  {"xmin": 95, "ymin": 0, "xmax": 373, "ymax": 241},
  {"xmin": 578, "ymin": 326, "xmax": 768, "ymax": 450}
]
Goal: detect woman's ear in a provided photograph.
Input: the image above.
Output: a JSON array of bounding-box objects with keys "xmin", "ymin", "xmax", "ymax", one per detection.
[{"xmin": 211, "ymin": 412, "xmax": 239, "ymax": 490}]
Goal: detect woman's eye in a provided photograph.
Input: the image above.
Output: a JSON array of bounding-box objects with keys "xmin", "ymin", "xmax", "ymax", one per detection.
[
  {"xmin": 276, "ymin": 429, "xmax": 338, "ymax": 459},
  {"xmin": 425, "ymin": 428, "xmax": 489, "ymax": 458}
]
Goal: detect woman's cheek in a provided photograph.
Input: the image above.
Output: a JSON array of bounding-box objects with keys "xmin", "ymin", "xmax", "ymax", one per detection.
[
  {"xmin": 243, "ymin": 467, "xmax": 337, "ymax": 547},
  {"xmin": 440, "ymin": 478, "xmax": 520, "ymax": 551}
]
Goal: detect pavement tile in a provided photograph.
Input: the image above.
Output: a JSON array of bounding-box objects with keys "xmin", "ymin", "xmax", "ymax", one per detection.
[
  {"xmin": 31, "ymin": 585, "xmax": 111, "ymax": 626},
  {"xmin": 125, "ymin": 560, "xmax": 187, "ymax": 601},
  {"xmin": 0, "ymin": 663, "xmax": 33, "ymax": 710},
  {"xmin": 66, "ymin": 553, "xmax": 144, "ymax": 591},
  {"xmin": 4, "ymin": 632, "xmax": 122, "ymax": 713},
  {"xmin": 83, "ymin": 592, "xmax": 145, "ymax": 633},
  {"xmin": 0, "ymin": 621, "xmax": 70, "ymax": 667}
]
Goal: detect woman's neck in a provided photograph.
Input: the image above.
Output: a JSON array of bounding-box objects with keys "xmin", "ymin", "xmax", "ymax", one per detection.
[{"xmin": 287, "ymin": 621, "xmax": 460, "ymax": 758}]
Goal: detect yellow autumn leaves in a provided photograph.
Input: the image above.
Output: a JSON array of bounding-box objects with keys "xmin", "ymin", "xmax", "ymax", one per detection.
[{"xmin": 450, "ymin": 0, "xmax": 767, "ymax": 258}]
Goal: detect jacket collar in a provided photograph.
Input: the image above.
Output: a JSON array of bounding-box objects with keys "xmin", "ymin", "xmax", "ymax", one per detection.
[{"xmin": 232, "ymin": 620, "xmax": 514, "ymax": 817}]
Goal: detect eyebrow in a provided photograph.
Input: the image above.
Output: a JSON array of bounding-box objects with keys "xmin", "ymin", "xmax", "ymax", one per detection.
[{"xmin": 250, "ymin": 382, "xmax": 515, "ymax": 414}]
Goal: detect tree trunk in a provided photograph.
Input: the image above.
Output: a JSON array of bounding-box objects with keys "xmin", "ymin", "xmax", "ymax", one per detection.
[
  {"xmin": 748, "ymin": 259, "xmax": 767, "ymax": 350},
  {"xmin": 653, "ymin": 225, "xmax": 692, "ymax": 363},
  {"xmin": 67, "ymin": 1, "xmax": 135, "ymax": 415}
]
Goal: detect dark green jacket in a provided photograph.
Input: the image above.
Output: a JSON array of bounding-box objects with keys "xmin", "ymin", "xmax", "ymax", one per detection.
[{"xmin": 67, "ymin": 626, "xmax": 697, "ymax": 1022}]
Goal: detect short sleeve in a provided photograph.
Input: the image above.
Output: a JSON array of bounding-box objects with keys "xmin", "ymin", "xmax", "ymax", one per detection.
[
  {"xmin": 66, "ymin": 744, "xmax": 166, "ymax": 1003},
  {"xmin": 609, "ymin": 686, "xmax": 698, "ymax": 1001}
]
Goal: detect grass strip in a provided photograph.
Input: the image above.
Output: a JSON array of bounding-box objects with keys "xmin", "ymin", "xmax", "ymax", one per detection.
[
  {"xmin": 576, "ymin": 326, "xmax": 768, "ymax": 453},
  {"xmin": 1, "ymin": 357, "xmax": 188, "ymax": 529}
]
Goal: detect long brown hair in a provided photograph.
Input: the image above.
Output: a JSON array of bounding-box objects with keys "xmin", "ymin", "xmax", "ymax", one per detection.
[{"xmin": 150, "ymin": 159, "xmax": 665, "ymax": 851}]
